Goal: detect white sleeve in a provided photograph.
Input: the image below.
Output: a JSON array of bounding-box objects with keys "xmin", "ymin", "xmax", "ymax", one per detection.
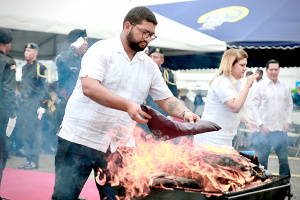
[
  {"xmin": 80, "ymin": 41, "xmax": 109, "ymax": 82},
  {"xmin": 285, "ymin": 85, "xmax": 293, "ymax": 124},
  {"xmin": 250, "ymin": 85, "xmax": 263, "ymax": 125},
  {"xmin": 148, "ymin": 63, "xmax": 173, "ymax": 101},
  {"xmin": 214, "ymin": 78, "xmax": 237, "ymax": 104}
]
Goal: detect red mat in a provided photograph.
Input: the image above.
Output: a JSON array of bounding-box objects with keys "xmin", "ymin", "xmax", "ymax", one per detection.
[{"xmin": 0, "ymin": 168, "xmax": 99, "ymax": 200}]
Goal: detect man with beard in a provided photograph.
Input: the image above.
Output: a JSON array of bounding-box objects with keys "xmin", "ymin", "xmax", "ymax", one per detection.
[{"xmin": 52, "ymin": 6, "xmax": 200, "ymax": 200}]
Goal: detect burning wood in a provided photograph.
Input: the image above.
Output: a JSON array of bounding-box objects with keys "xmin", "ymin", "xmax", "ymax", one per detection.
[
  {"xmin": 96, "ymin": 128, "xmax": 271, "ymax": 199},
  {"xmin": 148, "ymin": 172, "xmax": 202, "ymax": 189}
]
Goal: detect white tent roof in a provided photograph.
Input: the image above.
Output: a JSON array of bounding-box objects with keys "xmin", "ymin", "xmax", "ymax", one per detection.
[{"xmin": 0, "ymin": 0, "xmax": 226, "ymax": 57}]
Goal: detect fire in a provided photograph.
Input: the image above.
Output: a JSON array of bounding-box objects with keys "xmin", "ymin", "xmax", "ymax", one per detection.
[{"xmin": 96, "ymin": 126, "xmax": 268, "ymax": 199}]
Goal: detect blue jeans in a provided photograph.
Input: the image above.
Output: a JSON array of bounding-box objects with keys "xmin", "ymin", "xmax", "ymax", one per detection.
[{"xmin": 252, "ymin": 131, "xmax": 290, "ymax": 176}]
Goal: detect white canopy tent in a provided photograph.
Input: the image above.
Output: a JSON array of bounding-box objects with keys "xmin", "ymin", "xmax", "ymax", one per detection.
[{"xmin": 0, "ymin": 0, "xmax": 226, "ymax": 59}]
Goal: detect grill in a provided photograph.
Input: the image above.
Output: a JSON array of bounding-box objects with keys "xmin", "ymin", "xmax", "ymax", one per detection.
[
  {"xmin": 101, "ymin": 108, "xmax": 293, "ymax": 200},
  {"xmin": 103, "ymin": 146, "xmax": 292, "ymax": 200},
  {"xmin": 140, "ymin": 175, "xmax": 291, "ymax": 200}
]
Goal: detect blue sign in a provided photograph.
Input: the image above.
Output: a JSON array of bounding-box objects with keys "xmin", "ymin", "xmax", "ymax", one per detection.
[{"xmin": 147, "ymin": 0, "xmax": 300, "ymax": 47}]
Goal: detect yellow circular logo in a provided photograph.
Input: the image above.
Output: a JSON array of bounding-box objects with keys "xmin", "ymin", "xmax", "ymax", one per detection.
[{"xmin": 198, "ymin": 6, "xmax": 249, "ymax": 30}]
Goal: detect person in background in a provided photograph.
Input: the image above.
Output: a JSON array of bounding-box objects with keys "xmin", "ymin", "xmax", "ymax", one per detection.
[
  {"xmin": 242, "ymin": 71, "xmax": 254, "ymax": 120},
  {"xmin": 55, "ymin": 29, "xmax": 88, "ymax": 132},
  {"xmin": 144, "ymin": 47, "xmax": 178, "ymax": 117},
  {"xmin": 51, "ymin": 6, "xmax": 200, "ymax": 200},
  {"xmin": 293, "ymin": 84, "xmax": 300, "ymax": 109},
  {"xmin": 149, "ymin": 47, "xmax": 178, "ymax": 97},
  {"xmin": 9, "ymin": 82, "xmax": 24, "ymax": 157},
  {"xmin": 41, "ymin": 86, "xmax": 59, "ymax": 154},
  {"xmin": 0, "ymin": 28, "xmax": 17, "ymax": 200},
  {"xmin": 251, "ymin": 59, "xmax": 293, "ymax": 177},
  {"xmin": 143, "ymin": 46, "xmax": 149, "ymax": 55},
  {"xmin": 193, "ymin": 94, "xmax": 205, "ymax": 117},
  {"xmin": 179, "ymin": 88, "xmax": 194, "ymax": 112},
  {"xmin": 245, "ymin": 71, "xmax": 253, "ymax": 77},
  {"xmin": 17, "ymin": 43, "xmax": 49, "ymax": 170},
  {"xmin": 235, "ymin": 71, "xmax": 255, "ymax": 148},
  {"xmin": 255, "ymin": 69, "xmax": 263, "ymax": 83},
  {"xmin": 194, "ymin": 48, "xmax": 259, "ymax": 148}
]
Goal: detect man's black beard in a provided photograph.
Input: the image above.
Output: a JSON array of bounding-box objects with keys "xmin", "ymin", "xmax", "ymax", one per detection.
[{"xmin": 126, "ymin": 29, "xmax": 146, "ymax": 52}]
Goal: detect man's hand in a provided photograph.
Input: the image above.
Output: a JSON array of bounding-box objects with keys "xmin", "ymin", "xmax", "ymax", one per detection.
[
  {"xmin": 37, "ymin": 107, "xmax": 46, "ymax": 120},
  {"xmin": 248, "ymin": 120, "xmax": 260, "ymax": 132},
  {"xmin": 283, "ymin": 123, "xmax": 290, "ymax": 133},
  {"xmin": 183, "ymin": 111, "xmax": 201, "ymax": 123},
  {"xmin": 71, "ymin": 37, "xmax": 84, "ymax": 49},
  {"xmin": 260, "ymin": 124, "xmax": 270, "ymax": 136},
  {"xmin": 127, "ymin": 103, "xmax": 152, "ymax": 124},
  {"xmin": 6, "ymin": 117, "xmax": 17, "ymax": 137}
]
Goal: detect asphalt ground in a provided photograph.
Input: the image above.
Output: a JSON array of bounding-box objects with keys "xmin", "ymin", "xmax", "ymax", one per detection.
[
  {"xmin": 269, "ymin": 155, "xmax": 300, "ymax": 200},
  {"xmin": 4, "ymin": 150, "xmax": 300, "ymax": 200}
]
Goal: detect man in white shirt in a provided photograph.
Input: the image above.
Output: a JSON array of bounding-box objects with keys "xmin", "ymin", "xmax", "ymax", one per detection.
[
  {"xmin": 52, "ymin": 6, "xmax": 200, "ymax": 200},
  {"xmin": 255, "ymin": 69, "xmax": 263, "ymax": 83},
  {"xmin": 251, "ymin": 59, "xmax": 293, "ymax": 177}
]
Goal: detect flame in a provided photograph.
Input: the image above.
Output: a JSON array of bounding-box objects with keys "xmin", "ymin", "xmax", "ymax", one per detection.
[{"xmin": 96, "ymin": 126, "xmax": 267, "ymax": 199}]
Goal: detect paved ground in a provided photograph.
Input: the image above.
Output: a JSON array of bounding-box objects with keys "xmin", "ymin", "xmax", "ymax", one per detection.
[
  {"xmin": 269, "ymin": 154, "xmax": 300, "ymax": 200},
  {"xmin": 5, "ymin": 150, "xmax": 300, "ymax": 200}
]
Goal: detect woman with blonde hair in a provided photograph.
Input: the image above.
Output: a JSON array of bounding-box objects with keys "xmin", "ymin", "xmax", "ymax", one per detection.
[{"xmin": 194, "ymin": 48, "xmax": 259, "ymax": 148}]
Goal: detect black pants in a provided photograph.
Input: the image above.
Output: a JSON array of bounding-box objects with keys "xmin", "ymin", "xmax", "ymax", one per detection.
[
  {"xmin": 52, "ymin": 137, "xmax": 117, "ymax": 200},
  {"xmin": 18, "ymin": 99, "xmax": 40, "ymax": 164},
  {"xmin": 0, "ymin": 109, "xmax": 9, "ymax": 189},
  {"xmin": 55, "ymin": 98, "xmax": 67, "ymax": 131}
]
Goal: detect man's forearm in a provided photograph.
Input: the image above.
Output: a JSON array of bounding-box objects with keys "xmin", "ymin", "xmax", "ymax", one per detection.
[
  {"xmin": 156, "ymin": 96, "xmax": 189, "ymax": 118},
  {"xmin": 81, "ymin": 76, "xmax": 131, "ymax": 112}
]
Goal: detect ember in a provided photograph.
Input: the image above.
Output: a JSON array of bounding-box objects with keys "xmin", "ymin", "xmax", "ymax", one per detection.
[{"xmin": 96, "ymin": 126, "xmax": 271, "ymax": 199}]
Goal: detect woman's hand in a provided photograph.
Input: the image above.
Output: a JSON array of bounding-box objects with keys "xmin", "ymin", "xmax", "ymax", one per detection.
[{"xmin": 245, "ymin": 73, "xmax": 259, "ymax": 88}]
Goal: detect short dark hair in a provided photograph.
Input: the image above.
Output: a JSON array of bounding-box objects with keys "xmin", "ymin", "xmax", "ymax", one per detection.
[
  {"xmin": 266, "ymin": 59, "xmax": 279, "ymax": 69},
  {"xmin": 68, "ymin": 29, "xmax": 87, "ymax": 43},
  {"xmin": 0, "ymin": 28, "xmax": 12, "ymax": 44},
  {"xmin": 256, "ymin": 69, "xmax": 263, "ymax": 75},
  {"xmin": 123, "ymin": 6, "xmax": 158, "ymax": 28},
  {"xmin": 245, "ymin": 71, "xmax": 253, "ymax": 76}
]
